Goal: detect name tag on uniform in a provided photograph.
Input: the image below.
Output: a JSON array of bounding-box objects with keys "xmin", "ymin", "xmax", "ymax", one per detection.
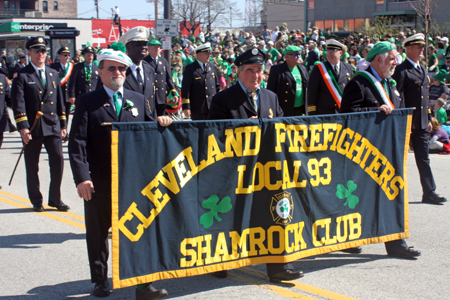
[
  {"xmin": 195, "ymin": 77, "xmax": 201, "ymax": 80},
  {"xmin": 28, "ymin": 82, "xmax": 36, "ymax": 84}
]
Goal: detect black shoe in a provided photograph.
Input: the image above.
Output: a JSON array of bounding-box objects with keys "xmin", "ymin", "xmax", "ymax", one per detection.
[
  {"xmin": 269, "ymin": 270, "xmax": 304, "ymax": 283},
  {"xmin": 33, "ymin": 205, "xmax": 44, "ymax": 212},
  {"xmin": 212, "ymin": 270, "xmax": 228, "ymax": 278},
  {"xmin": 9, "ymin": 124, "xmax": 17, "ymax": 133},
  {"xmin": 48, "ymin": 201, "xmax": 70, "ymax": 211},
  {"xmin": 340, "ymin": 246, "xmax": 362, "ymax": 254},
  {"xmin": 422, "ymin": 193, "xmax": 447, "ymax": 205},
  {"xmin": 387, "ymin": 246, "xmax": 421, "ymax": 259},
  {"xmin": 136, "ymin": 285, "xmax": 168, "ymax": 300},
  {"xmin": 93, "ymin": 280, "xmax": 111, "ymax": 297}
]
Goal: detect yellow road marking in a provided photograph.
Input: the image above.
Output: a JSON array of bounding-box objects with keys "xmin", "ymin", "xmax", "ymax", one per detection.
[
  {"xmin": 0, "ymin": 196, "xmax": 86, "ymax": 230},
  {"xmin": 0, "ymin": 190, "xmax": 85, "ymax": 221},
  {"xmin": 0, "ymin": 191, "xmax": 357, "ymax": 300},
  {"xmin": 228, "ymin": 272, "xmax": 317, "ymax": 300},
  {"xmin": 240, "ymin": 267, "xmax": 358, "ymax": 300}
]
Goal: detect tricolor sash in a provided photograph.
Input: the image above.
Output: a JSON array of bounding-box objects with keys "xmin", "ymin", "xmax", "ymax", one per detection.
[
  {"xmin": 60, "ymin": 62, "xmax": 73, "ymax": 86},
  {"xmin": 353, "ymin": 71, "xmax": 395, "ymax": 109},
  {"xmin": 317, "ymin": 62, "xmax": 342, "ymax": 107}
]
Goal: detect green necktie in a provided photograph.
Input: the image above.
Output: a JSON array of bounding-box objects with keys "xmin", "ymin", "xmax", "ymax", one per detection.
[
  {"xmin": 381, "ymin": 79, "xmax": 388, "ymax": 94},
  {"xmin": 39, "ymin": 69, "xmax": 46, "ymax": 86},
  {"xmin": 113, "ymin": 92, "xmax": 122, "ymax": 118}
]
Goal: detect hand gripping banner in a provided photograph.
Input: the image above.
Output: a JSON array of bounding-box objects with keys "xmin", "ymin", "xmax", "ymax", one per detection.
[{"xmin": 111, "ymin": 109, "xmax": 413, "ymax": 289}]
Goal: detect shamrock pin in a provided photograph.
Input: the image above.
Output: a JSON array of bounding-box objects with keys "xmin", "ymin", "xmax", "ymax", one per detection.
[
  {"xmin": 336, "ymin": 180, "xmax": 359, "ymax": 209},
  {"xmin": 200, "ymin": 195, "xmax": 232, "ymax": 229}
]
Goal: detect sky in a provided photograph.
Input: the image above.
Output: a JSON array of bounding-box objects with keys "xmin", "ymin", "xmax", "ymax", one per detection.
[{"xmin": 77, "ymin": 0, "xmax": 247, "ymax": 27}]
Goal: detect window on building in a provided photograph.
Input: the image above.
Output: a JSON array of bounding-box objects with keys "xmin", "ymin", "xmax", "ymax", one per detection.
[
  {"xmin": 377, "ymin": 0, "xmax": 384, "ymax": 4},
  {"xmin": 43, "ymin": 1, "xmax": 48, "ymax": 12},
  {"xmin": 324, "ymin": 20, "xmax": 333, "ymax": 32},
  {"xmin": 54, "ymin": 1, "xmax": 58, "ymax": 9},
  {"xmin": 315, "ymin": 21, "xmax": 324, "ymax": 31},
  {"xmin": 308, "ymin": 0, "xmax": 314, "ymax": 9},
  {"xmin": 344, "ymin": 19, "xmax": 354, "ymax": 31},
  {"xmin": 11, "ymin": 1, "xmax": 16, "ymax": 9},
  {"xmin": 355, "ymin": 18, "xmax": 365, "ymax": 30},
  {"xmin": 334, "ymin": 20, "xmax": 344, "ymax": 32},
  {"xmin": 4, "ymin": 1, "xmax": 9, "ymax": 9}
]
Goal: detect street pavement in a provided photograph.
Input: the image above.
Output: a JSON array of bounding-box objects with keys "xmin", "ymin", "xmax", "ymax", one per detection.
[{"xmin": 1, "ymin": 113, "xmax": 449, "ymax": 300}]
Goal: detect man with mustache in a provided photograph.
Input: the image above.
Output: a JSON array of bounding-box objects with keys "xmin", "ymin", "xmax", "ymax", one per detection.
[
  {"xmin": 340, "ymin": 41, "xmax": 421, "ymax": 259},
  {"xmin": 69, "ymin": 49, "xmax": 172, "ymax": 299}
]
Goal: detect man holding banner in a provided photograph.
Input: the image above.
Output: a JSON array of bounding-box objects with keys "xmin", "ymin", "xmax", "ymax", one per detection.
[
  {"xmin": 307, "ymin": 39, "xmax": 353, "ymax": 115},
  {"xmin": 340, "ymin": 41, "xmax": 421, "ymax": 259},
  {"xmin": 68, "ymin": 49, "xmax": 172, "ymax": 299},
  {"xmin": 208, "ymin": 48, "xmax": 303, "ymax": 282}
]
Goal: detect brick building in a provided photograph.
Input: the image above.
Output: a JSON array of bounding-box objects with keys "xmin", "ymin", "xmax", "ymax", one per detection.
[{"xmin": 0, "ymin": 0, "xmax": 77, "ymax": 18}]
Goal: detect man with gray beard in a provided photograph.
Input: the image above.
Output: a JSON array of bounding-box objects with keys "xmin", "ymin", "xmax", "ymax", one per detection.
[
  {"xmin": 69, "ymin": 49, "xmax": 172, "ymax": 299},
  {"xmin": 340, "ymin": 42, "xmax": 421, "ymax": 259}
]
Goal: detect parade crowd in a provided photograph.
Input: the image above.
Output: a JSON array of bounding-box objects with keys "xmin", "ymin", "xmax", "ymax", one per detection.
[{"xmin": 0, "ymin": 23, "xmax": 449, "ymax": 299}]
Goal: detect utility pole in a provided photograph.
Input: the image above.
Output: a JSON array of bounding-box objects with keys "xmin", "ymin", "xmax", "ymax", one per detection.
[
  {"xmin": 94, "ymin": 0, "xmax": 99, "ymax": 19},
  {"xmin": 207, "ymin": 0, "xmax": 211, "ymax": 33},
  {"xmin": 230, "ymin": 7, "xmax": 232, "ymax": 28},
  {"xmin": 164, "ymin": 0, "xmax": 171, "ymax": 65},
  {"xmin": 155, "ymin": 0, "xmax": 159, "ymax": 20}
]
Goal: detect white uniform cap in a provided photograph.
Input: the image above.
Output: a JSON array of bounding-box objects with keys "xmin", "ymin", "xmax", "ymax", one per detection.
[
  {"xmin": 326, "ymin": 39, "xmax": 345, "ymax": 50},
  {"xmin": 403, "ymin": 33, "xmax": 425, "ymax": 47},
  {"xmin": 195, "ymin": 42, "xmax": 212, "ymax": 53},
  {"xmin": 97, "ymin": 49, "xmax": 133, "ymax": 67},
  {"xmin": 119, "ymin": 26, "xmax": 150, "ymax": 45}
]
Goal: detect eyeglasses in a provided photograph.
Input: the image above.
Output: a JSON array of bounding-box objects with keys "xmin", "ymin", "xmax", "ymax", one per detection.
[
  {"xmin": 288, "ymin": 53, "xmax": 300, "ymax": 57},
  {"xmin": 63, "ymin": 54, "xmax": 70, "ymax": 57},
  {"xmin": 32, "ymin": 48, "xmax": 47, "ymax": 54},
  {"xmin": 104, "ymin": 65, "xmax": 128, "ymax": 72}
]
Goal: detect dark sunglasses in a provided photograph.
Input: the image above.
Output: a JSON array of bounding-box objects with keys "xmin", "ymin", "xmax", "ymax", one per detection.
[
  {"xmin": 104, "ymin": 65, "xmax": 127, "ymax": 72},
  {"xmin": 288, "ymin": 53, "xmax": 300, "ymax": 57},
  {"xmin": 32, "ymin": 48, "xmax": 47, "ymax": 54},
  {"xmin": 131, "ymin": 41, "xmax": 148, "ymax": 47},
  {"xmin": 63, "ymin": 54, "xmax": 70, "ymax": 57}
]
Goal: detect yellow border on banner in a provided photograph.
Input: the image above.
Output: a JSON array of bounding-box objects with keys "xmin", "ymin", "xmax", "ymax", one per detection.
[
  {"xmin": 403, "ymin": 114, "xmax": 413, "ymax": 238},
  {"xmin": 113, "ymin": 233, "xmax": 407, "ymax": 289},
  {"xmin": 111, "ymin": 130, "xmax": 121, "ymax": 289}
]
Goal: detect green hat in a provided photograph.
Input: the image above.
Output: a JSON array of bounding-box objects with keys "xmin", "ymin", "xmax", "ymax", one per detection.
[
  {"xmin": 433, "ymin": 69, "xmax": 448, "ymax": 84},
  {"xmin": 284, "ymin": 45, "xmax": 301, "ymax": 54},
  {"xmin": 366, "ymin": 41, "xmax": 397, "ymax": 62},
  {"xmin": 147, "ymin": 39, "xmax": 162, "ymax": 46}
]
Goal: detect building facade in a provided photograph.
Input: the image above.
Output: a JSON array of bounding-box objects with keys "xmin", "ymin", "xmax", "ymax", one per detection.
[{"xmin": 0, "ymin": 0, "xmax": 77, "ymax": 18}]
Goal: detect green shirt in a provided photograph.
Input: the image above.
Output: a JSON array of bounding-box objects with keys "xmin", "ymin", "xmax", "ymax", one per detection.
[
  {"xmin": 428, "ymin": 53, "xmax": 437, "ymax": 71},
  {"xmin": 290, "ymin": 66, "xmax": 304, "ymax": 107},
  {"xmin": 436, "ymin": 107, "xmax": 447, "ymax": 124},
  {"xmin": 437, "ymin": 49, "xmax": 446, "ymax": 65},
  {"xmin": 268, "ymin": 48, "xmax": 280, "ymax": 61}
]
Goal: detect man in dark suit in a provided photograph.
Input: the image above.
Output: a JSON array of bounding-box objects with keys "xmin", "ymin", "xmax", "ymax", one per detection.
[
  {"xmin": 11, "ymin": 37, "xmax": 69, "ymax": 212},
  {"xmin": 50, "ymin": 47, "xmax": 74, "ymax": 142},
  {"xmin": 208, "ymin": 48, "xmax": 302, "ymax": 283},
  {"xmin": 340, "ymin": 41, "xmax": 421, "ymax": 259},
  {"xmin": 14, "ymin": 55, "xmax": 27, "ymax": 75},
  {"xmin": 181, "ymin": 42, "xmax": 221, "ymax": 120},
  {"xmin": 307, "ymin": 39, "xmax": 354, "ymax": 115},
  {"xmin": 0, "ymin": 72, "xmax": 11, "ymax": 148},
  {"xmin": 69, "ymin": 49, "xmax": 172, "ymax": 299},
  {"xmin": 121, "ymin": 27, "xmax": 157, "ymax": 118},
  {"xmin": 144, "ymin": 39, "xmax": 178, "ymax": 116},
  {"xmin": 392, "ymin": 33, "xmax": 447, "ymax": 205},
  {"xmin": 68, "ymin": 46, "xmax": 102, "ymax": 105},
  {"xmin": 267, "ymin": 45, "xmax": 309, "ymax": 116}
]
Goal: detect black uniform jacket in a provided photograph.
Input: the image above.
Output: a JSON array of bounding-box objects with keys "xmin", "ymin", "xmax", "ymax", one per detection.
[
  {"xmin": 11, "ymin": 64, "xmax": 66, "ymax": 136},
  {"xmin": 340, "ymin": 66, "xmax": 403, "ymax": 113},
  {"xmin": 144, "ymin": 55, "xmax": 177, "ymax": 106},
  {"xmin": 307, "ymin": 61, "xmax": 354, "ymax": 115},
  {"xmin": 267, "ymin": 62, "xmax": 309, "ymax": 116},
  {"xmin": 181, "ymin": 60, "xmax": 221, "ymax": 113},
  {"xmin": 50, "ymin": 62, "xmax": 72, "ymax": 103},
  {"xmin": 208, "ymin": 83, "xmax": 284, "ymax": 120},
  {"xmin": 0, "ymin": 74, "xmax": 11, "ymax": 132},
  {"xmin": 68, "ymin": 62, "xmax": 102, "ymax": 100},
  {"xmin": 68, "ymin": 87, "xmax": 154, "ymax": 194},
  {"xmin": 14, "ymin": 62, "xmax": 26, "ymax": 74},
  {"xmin": 392, "ymin": 59, "xmax": 430, "ymax": 130},
  {"xmin": 123, "ymin": 61, "xmax": 157, "ymax": 118}
]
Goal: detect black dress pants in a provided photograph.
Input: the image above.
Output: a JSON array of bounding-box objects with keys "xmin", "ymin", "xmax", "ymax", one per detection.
[
  {"xmin": 411, "ymin": 128, "xmax": 436, "ymax": 196},
  {"xmin": 23, "ymin": 134, "xmax": 63, "ymax": 206}
]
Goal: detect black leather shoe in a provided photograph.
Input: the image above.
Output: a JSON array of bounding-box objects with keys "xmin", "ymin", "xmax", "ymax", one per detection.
[
  {"xmin": 212, "ymin": 270, "xmax": 228, "ymax": 278},
  {"xmin": 269, "ymin": 270, "xmax": 304, "ymax": 283},
  {"xmin": 48, "ymin": 202, "xmax": 70, "ymax": 211},
  {"xmin": 387, "ymin": 246, "xmax": 421, "ymax": 259},
  {"xmin": 422, "ymin": 193, "xmax": 447, "ymax": 205},
  {"xmin": 93, "ymin": 280, "xmax": 111, "ymax": 297},
  {"xmin": 33, "ymin": 205, "xmax": 44, "ymax": 212},
  {"xmin": 340, "ymin": 246, "xmax": 362, "ymax": 254},
  {"xmin": 136, "ymin": 285, "xmax": 168, "ymax": 300}
]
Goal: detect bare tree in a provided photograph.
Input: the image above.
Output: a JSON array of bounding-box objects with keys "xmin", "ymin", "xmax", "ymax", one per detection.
[
  {"xmin": 172, "ymin": 0, "xmax": 240, "ymax": 34},
  {"xmin": 409, "ymin": 0, "xmax": 442, "ymax": 63}
]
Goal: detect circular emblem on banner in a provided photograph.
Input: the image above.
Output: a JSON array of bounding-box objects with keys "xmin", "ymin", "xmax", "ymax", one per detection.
[
  {"xmin": 276, "ymin": 198, "xmax": 290, "ymax": 219},
  {"xmin": 270, "ymin": 192, "xmax": 294, "ymax": 225},
  {"xmin": 252, "ymin": 48, "xmax": 258, "ymax": 55}
]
